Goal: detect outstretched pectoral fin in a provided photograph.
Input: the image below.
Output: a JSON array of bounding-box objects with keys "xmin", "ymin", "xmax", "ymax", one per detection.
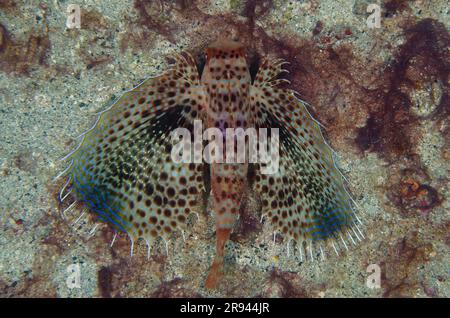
[
  {"xmin": 63, "ymin": 53, "xmax": 209, "ymax": 254},
  {"xmin": 249, "ymin": 58, "xmax": 363, "ymax": 259}
]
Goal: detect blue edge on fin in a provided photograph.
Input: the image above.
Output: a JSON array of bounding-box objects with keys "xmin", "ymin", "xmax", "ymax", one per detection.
[
  {"xmin": 72, "ymin": 165, "xmax": 130, "ymax": 233},
  {"xmin": 309, "ymin": 205, "xmax": 352, "ymax": 241}
]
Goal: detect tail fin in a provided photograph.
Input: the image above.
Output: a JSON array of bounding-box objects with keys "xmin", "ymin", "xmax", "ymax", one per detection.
[{"xmin": 205, "ymin": 228, "xmax": 231, "ymax": 289}]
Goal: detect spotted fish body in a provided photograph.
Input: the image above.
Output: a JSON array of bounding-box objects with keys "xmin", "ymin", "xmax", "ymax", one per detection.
[
  {"xmin": 60, "ymin": 39, "xmax": 363, "ymax": 289},
  {"xmin": 201, "ymin": 41, "xmax": 255, "ymax": 288}
]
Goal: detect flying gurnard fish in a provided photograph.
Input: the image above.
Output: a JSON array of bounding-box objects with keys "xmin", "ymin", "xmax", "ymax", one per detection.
[{"xmin": 56, "ymin": 39, "xmax": 364, "ymax": 289}]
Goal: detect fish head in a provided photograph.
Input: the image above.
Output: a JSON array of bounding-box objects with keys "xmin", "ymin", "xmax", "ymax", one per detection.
[{"xmin": 202, "ymin": 38, "xmax": 249, "ymax": 84}]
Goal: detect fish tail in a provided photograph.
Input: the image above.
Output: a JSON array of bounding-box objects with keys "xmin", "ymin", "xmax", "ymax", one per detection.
[{"xmin": 205, "ymin": 227, "xmax": 231, "ymax": 289}]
